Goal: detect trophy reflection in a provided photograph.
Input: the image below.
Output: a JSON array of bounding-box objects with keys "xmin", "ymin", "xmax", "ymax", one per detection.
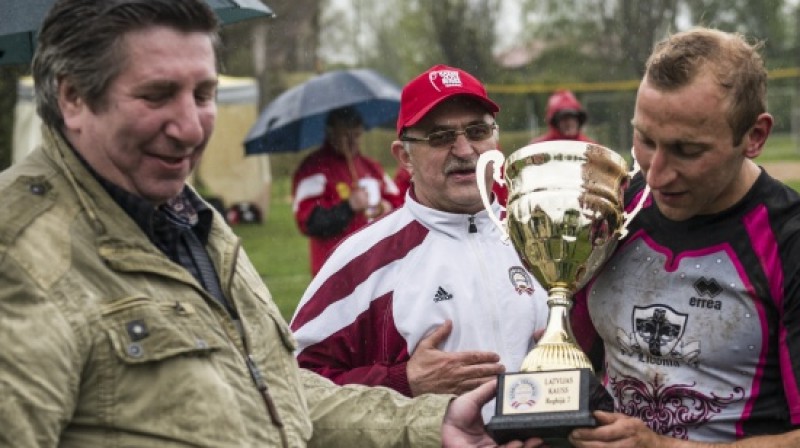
[{"xmin": 476, "ymin": 140, "xmax": 632, "ymax": 446}]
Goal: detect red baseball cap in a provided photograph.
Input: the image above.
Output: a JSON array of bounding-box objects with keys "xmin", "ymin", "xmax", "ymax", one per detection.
[{"xmin": 396, "ymin": 65, "xmax": 500, "ymax": 136}]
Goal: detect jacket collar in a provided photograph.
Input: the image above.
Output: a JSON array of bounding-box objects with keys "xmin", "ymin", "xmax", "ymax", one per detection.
[{"xmin": 404, "ymin": 192, "xmax": 504, "ymax": 239}]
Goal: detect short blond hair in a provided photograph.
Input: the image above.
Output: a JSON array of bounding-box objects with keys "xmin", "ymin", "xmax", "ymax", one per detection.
[{"xmin": 644, "ymin": 27, "xmax": 767, "ymax": 145}]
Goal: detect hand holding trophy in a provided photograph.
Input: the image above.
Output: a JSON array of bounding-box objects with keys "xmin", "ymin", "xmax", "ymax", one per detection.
[{"xmin": 476, "ymin": 140, "xmax": 635, "ymax": 446}]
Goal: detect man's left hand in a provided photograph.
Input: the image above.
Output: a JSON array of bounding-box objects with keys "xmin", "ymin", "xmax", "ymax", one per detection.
[{"xmin": 441, "ymin": 380, "xmax": 545, "ymax": 448}]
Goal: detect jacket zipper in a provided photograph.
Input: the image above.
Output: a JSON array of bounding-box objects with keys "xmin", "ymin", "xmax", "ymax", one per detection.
[
  {"xmin": 230, "ymin": 240, "xmax": 289, "ymax": 448},
  {"xmin": 467, "ymin": 219, "xmax": 504, "ymax": 360},
  {"xmin": 246, "ymin": 355, "xmax": 287, "ymax": 433}
]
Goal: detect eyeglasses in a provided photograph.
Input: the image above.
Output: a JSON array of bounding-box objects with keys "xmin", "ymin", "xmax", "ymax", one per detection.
[{"xmin": 401, "ymin": 123, "xmax": 497, "ymax": 148}]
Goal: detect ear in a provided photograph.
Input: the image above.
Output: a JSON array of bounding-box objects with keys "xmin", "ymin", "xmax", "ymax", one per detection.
[
  {"xmin": 742, "ymin": 113, "xmax": 773, "ymax": 159},
  {"xmin": 391, "ymin": 140, "xmax": 413, "ymax": 173},
  {"xmin": 58, "ymin": 77, "xmax": 87, "ymax": 131}
]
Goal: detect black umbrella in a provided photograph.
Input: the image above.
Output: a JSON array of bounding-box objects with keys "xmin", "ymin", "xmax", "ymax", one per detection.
[
  {"xmin": 0, "ymin": 0, "xmax": 274, "ymax": 65},
  {"xmin": 244, "ymin": 68, "xmax": 402, "ymax": 155}
]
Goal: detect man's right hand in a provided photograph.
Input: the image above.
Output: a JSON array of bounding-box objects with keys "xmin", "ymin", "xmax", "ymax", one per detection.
[{"xmin": 407, "ymin": 320, "xmax": 505, "ymax": 396}]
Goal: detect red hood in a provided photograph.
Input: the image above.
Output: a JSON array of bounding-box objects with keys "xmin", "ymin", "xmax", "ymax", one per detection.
[{"xmin": 544, "ymin": 90, "xmax": 587, "ymax": 128}]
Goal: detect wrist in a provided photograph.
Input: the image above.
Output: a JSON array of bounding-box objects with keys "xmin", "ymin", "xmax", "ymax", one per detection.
[{"xmin": 365, "ymin": 202, "xmax": 384, "ymax": 219}]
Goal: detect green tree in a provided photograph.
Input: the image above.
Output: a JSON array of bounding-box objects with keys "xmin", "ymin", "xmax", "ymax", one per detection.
[
  {"xmin": 422, "ymin": 0, "xmax": 501, "ymax": 81},
  {"xmin": 520, "ymin": 0, "xmax": 792, "ymax": 76},
  {"xmin": 221, "ymin": 0, "xmax": 321, "ymax": 108},
  {"xmin": 684, "ymin": 0, "xmax": 788, "ymax": 60},
  {"xmin": 512, "ymin": 0, "xmax": 796, "ymax": 149},
  {"xmin": 320, "ymin": 0, "xmax": 502, "ymax": 86},
  {"xmin": 520, "ymin": 0, "xmax": 680, "ymax": 77}
]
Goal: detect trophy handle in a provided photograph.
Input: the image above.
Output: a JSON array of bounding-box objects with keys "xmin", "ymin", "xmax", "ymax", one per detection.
[
  {"xmin": 620, "ymin": 147, "xmax": 651, "ymax": 238},
  {"xmin": 476, "ymin": 149, "xmax": 509, "ymax": 240}
]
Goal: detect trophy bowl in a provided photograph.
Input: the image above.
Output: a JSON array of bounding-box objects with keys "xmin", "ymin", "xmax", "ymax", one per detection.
[{"xmin": 476, "ymin": 140, "xmax": 630, "ymax": 445}]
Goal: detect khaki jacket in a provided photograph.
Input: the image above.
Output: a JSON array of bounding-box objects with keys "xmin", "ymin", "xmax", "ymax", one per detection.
[{"xmin": 0, "ymin": 127, "xmax": 451, "ymax": 447}]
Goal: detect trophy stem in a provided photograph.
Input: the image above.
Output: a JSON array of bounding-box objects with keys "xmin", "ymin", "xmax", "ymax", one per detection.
[{"xmin": 519, "ymin": 286, "xmax": 593, "ymax": 372}]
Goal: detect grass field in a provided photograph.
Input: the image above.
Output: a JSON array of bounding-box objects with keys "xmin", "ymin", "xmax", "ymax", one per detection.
[
  {"xmin": 758, "ymin": 133, "xmax": 800, "ymax": 161},
  {"xmin": 233, "ymin": 178, "xmax": 310, "ymax": 322},
  {"xmin": 234, "ymin": 133, "xmax": 800, "ymax": 322}
]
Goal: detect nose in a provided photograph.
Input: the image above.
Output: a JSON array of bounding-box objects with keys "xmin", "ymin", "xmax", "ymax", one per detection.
[
  {"xmin": 643, "ymin": 145, "xmax": 675, "ymax": 189},
  {"xmin": 165, "ymin": 93, "xmax": 208, "ymax": 147},
  {"xmin": 450, "ymin": 132, "xmax": 477, "ymax": 157}
]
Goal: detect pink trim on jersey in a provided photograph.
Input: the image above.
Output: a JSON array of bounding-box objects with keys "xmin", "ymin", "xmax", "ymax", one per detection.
[
  {"xmin": 722, "ymin": 238, "xmax": 769, "ymax": 438},
  {"xmin": 572, "ymin": 287, "xmax": 598, "ymax": 357},
  {"xmin": 290, "ymin": 220, "xmax": 429, "ymax": 331},
  {"xmin": 743, "ymin": 204, "xmax": 785, "ymax": 309},
  {"xmin": 623, "ymin": 229, "xmax": 759, "ymax": 275},
  {"xmin": 625, "ymin": 188, "xmax": 653, "ymax": 215},
  {"xmin": 743, "ymin": 204, "xmax": 800, "ymax": 426}
]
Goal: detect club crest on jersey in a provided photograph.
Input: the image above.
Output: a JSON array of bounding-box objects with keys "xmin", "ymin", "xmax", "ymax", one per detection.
[
  {"xmin": 617, "ymin": 304, "xmax": 700, "ymax": 366},
  {"xmin": 508, "ymin": 267, "xmax": 534, "ymax": 296},
  {"xmin": 632, "ymin": 305, "xmax": 687, "ymax": 357}
]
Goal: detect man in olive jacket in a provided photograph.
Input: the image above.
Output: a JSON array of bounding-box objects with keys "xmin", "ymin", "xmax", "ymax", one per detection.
[{"xmin": 0, "ymin": 1, "xmax": 544, "ymax": 447}]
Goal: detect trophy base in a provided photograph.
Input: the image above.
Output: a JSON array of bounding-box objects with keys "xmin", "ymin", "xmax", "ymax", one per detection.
[{"xmin": 487, "ymin": 369, "xmax": 613, "ymax": 446}]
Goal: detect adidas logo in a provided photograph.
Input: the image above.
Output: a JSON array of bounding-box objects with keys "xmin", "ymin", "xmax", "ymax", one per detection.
[{"xmin": 433, "ymin": 286, "xmax": 453, "ymax": 303}]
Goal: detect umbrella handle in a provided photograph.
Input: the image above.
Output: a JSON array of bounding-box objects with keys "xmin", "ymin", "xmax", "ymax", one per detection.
[
  {"xmin": 343, "ymin": 150, "xmax": 380, "ymax": 220},
  {"xmin": 342, "ymin": 149, "xmax": 360, "ymax": 185}
]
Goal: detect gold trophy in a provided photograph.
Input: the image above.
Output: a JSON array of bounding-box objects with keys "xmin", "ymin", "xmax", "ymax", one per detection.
[{"xmin": 476, "ymin": 140, "xmax": 634, "ymax": 446}]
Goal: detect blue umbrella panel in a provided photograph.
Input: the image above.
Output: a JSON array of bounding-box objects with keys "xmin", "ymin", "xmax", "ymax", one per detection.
[
  {"xmin": 244, "ymin": 69, "xmax": 402, "ymax": 155},
  {"xmin": 0, "ymin": 0, "xmax": 274, "ymax": 65}
]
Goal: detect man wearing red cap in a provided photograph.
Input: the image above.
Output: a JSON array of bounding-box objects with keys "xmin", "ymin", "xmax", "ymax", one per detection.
[{"xmin": 290, "ymin": 65, "xmax": 548, "ymax": 422}]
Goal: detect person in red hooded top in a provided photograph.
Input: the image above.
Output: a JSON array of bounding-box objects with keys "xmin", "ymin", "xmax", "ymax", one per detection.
[{"xmin": 531, "ymin": 90, "xmax": 596, "ymax": 143}]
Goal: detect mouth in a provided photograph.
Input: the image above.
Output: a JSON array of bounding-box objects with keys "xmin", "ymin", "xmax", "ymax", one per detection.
[
  {"xmin": 654, "ymin": 189, "xmax": 686, "ymax": 204},
  {"xmin": 447, "ymin": 167, "xmax": 475, "ymax": 175},
  {"xmin": 159, "ymin": 155, "xmax": 186, "ymax": 163},
  {"xmin": 445, "ymin": 168, "xmax": 477, "ymax": 183},
  {"xmin": 445, "ymin": 163, "xmax": 477, "ymax": 176},
  {"xmin": 656, "ymin": 188, "xmax": 683, "ymax": 196},
  {"xmin": 148, "ymin": 152, "xmax": 192, "ymax": 169}
]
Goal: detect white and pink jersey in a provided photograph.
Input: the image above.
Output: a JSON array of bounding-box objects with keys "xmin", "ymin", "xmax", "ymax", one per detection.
[{"xmin": 574, "ymin": 170, "xmax": 800, "ymax": 441}]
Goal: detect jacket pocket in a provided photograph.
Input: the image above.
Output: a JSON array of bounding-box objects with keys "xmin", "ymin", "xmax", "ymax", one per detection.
[
  {"xmin": 101, "ymin": 296, "xmax": 225, "ymax": 363},
  {"xmin": 92, "ymin": 296, "xmax": 254, "ymax": 446}
]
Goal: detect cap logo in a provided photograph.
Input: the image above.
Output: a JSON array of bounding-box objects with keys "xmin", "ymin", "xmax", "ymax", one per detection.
[{"xmin": 428, "ymin": 70, "xmax": 463, "ymax": 92}]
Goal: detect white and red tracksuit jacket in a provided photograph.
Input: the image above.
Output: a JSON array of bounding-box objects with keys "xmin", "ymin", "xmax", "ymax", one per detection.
[{"xmin": 290, "ymin": 193, "xmax": 549, "ymax": 420}]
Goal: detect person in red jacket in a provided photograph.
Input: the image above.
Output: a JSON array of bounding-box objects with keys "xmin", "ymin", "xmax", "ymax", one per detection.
[
  {"xmin": 292, "ymin": 106, "xmax": 403, "ymax": 275},
  {"xmin": 531, "ymin": 89, "xmax": 596, "ymax": 143}
]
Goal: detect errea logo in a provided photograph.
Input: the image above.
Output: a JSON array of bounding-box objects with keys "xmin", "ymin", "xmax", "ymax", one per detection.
[
  {"xmin": 690, "ymin": 277, "xmax": 723, "ymax": 310},
  {"xmin": 693, "ymin": 277, "xmax": 722, "ymax": 297}
]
